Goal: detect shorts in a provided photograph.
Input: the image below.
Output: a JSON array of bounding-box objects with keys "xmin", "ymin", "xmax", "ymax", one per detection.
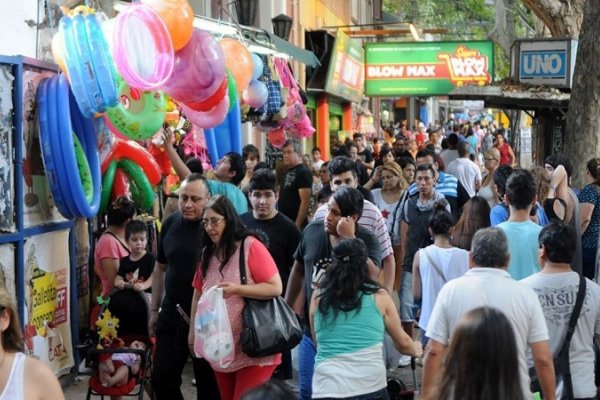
[{"xmin": 398, "ymin": 271, "xmax": 414, "ymax": 322}]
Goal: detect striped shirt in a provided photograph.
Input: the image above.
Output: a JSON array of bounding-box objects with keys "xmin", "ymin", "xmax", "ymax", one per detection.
[
  {"xmin": 313, "ymin": 200, "xmax": 394, "ymax": 259},
  {"xmin": 408, "ymin": 171, "xmax": 458, "ymax": 199}
]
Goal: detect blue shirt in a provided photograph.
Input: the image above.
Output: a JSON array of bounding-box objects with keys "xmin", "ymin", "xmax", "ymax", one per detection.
[{"xmin": 497, "ymin": 220, "xmax": 542, "ymax": 280}]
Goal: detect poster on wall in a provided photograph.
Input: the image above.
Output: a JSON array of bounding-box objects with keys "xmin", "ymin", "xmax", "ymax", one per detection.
[
  {"xmin": 324, "ymin": 30, "xmax": 365, "ymax": 103},
  {"xmin": 364, "ymin": 41, "xmax": 494, "ymax": 96},
  {"xmin": 23, "ymin": 230, "xmax": 74, "ymax": 377},
  {"xmin": 0, "ymin": 244, "xmax": 16, "ymax": 301},
  {"xmin": 0, "ymin": 64, "xmax": 15, "ymax": 232},
  {"xmin": 22, "ymin": 69, "xmax": 67, "ymax": 228}
]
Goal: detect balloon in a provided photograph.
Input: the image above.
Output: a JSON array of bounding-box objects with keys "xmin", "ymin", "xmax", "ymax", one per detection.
[
  {"xmin": 268, "ymin": 127, "xmax": 286, "ymax": 149},
  {"xmin": 186, "ymin": 75, "xmax": 227, "ymax": 112},
  {"xmin": 51, "ymin": 31, "xmax": 69, "ymax": 78},
  {"xmin": 220, "ymin": 38, "xmax": 253, "ymax": 93},
  {"xmin": 142, "ymin": 0, "xmax": 194, "ymax": 51},
  {"xmin": 112, "ymin": 3, "xmax": 174, "ymax": 90},
  {"xmin": 250, "ymin": 53, "xmax": 264, "ymax": 80},
  {"xmin": 329, "ymin": 116, "xmax": 340, "ymax": 131},
  {"xmin": 226, "ymin": 69, "xmax": 238, "ymax": 111},
  {"xmin": 243, "ymin": 80, "xmax": 268, "ymax": 109},
  {"xmin": 180, "ymin": 95, "xmax": 229, "ymax": 129},
  {"xmin": 162, "ymin": 29, "xmax": 226, "ymax": 104}
]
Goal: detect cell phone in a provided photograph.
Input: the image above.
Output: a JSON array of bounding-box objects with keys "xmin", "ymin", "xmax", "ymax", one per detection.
[{"xmin": 176, "ymin": 304, "xmax": 190, "ymax": 325}]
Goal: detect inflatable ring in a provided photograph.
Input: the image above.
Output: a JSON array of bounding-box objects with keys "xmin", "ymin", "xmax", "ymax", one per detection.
[
  {"xmin": 112, "ymin": 4, "xmax": 174, "ymax": 90},
  {"xmin": 179, "ymin": 95, "xmax": 229, "ymax": 129},
  {"xmin": 105, "ymin": 74, "xmax": 166, "ymax": 140},
  {"xmin": 112, "ymin": 167, "xmax": 129, "ymax": 200},
  {"xmin": 53, "ymin": 74, "xmax": 101, "ymax": 217},
  {"xmin": 83, "ymin": 14, "xmax": 118, "ymax": 107},
  {"xmin": 101, "ymin": 139, "xmax": 162, "ymax": 185},
  {"xmin": 100, "ymin": 160, "xmax": 118, "ymax": 214},
  {"xmin": 37, "ymin": 77, "xmax": 75, "ymax": 219},
  {"xmin": 117, "ymin": 159, "xmax": 155, "ymax": 210},
  {"xmin": 186, "ymin": 75, "xmax": 227, "ymax": 112},
  {"xmin": 73, "ymin": 134, "xmax": 93, "ymax": 204}
]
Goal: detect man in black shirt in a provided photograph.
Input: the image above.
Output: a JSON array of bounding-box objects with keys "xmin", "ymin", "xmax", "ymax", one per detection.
[
  {"xmin": 278, "ymin": 138, "xmax": 312, "ymax": 230},
  {"xmin": 150, "ymin": 173, "xmax": 220, "ymax": 400},
  {"xmin": 240, "ymin": 168, "xmax": 300, "ymax": 379}
]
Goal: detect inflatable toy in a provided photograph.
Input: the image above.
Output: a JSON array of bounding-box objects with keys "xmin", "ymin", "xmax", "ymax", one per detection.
[
  {"xmin": 112, "ymin": 3, "xmax": 174, "ymax": 89},
  {"xmin": 251, "ymin": 53, "xmax": 263, "ymax": 80},
  {"xmin": 60, "ymin": 13, "xmax": 118, "ymax": 117},
  {"xmin": 142, "ymin": 0, "xmax": 194, "ymax": 51},
  {"xmin": 226, "ymin": 69, "xmax": 237, "ymax": 111},
  {"xmin": 186, "ymin": 75, "xmax": 227, "ymax": 112},
  {"xmin": 179, "ymin": 95, "xmax": 229, "ymax": 129},
  {"xmin": 100, "ymin": 160, "xmax": 118, "ymax": 214},
  {"xmin": 243, "ymin": 79, "xmax": 268, "ymax": 109},
  {"xmin": 203, "ymin": 96, "xmax": 242, "ymax": 166},
  {"xmin": 101, "ymin": 139, "xmax": 162, "ymax": 186},
  {"xmin": 111, "ymin": 167, "xmax": 129, "ymax": 200},
  {"xmin": 161, "ymin": 29, "xmax": 226, "ymax": 104},
  {"xmin": 118, "ymin": 159, "xmax": 155, "ymax": 210},
  {"xmin": 73, "ymin": 133, "xmax": 93, "ymax": 204},
  {"xmin": 220, "ymin": 38, "xmax": 253, "ymax": 93},
  {"xmin": 105, "ymin": 74, "xmax": 166, "ymax": 140}
]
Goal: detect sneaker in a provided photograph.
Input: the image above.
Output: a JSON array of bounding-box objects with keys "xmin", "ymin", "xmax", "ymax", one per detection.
[
  {"xmin": 192, "ymin": 379, "xmax": 196, "ymax": 386},
  {"xmin": 398, "ymin": 355, "xmax": 411, "ymax": 368}
]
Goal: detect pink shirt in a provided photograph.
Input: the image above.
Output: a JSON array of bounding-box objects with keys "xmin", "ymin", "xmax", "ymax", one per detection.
[
  {"xmin": 192, "ymin": 237, "xmax": 281, "ymax": 372},
  {"xmin": 94, "ymin": 233, "xmax": 129, "ymax": 297}
]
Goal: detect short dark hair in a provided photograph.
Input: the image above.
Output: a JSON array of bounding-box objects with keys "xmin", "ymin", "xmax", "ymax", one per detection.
[
  {"xmin": 416, "ymin": 163, "xmax": 435, "ymax": 177},
  {"xmin": 107, "ymin": 196, "xmax": 136, "ymax": 226},
  {"xmin": 185, "ymin": 158, "xmax": 203, "ymax": 174},
  {"xmin": 352, "ymin": 132, "xmax": 364, "ymax": 140},
  {"xmin": 544, "ymin": 154, "xmax": 573, "ymax": 179},
  {"xmin": 471, "ymin": 227, "xmax": 509, "ymax": 268},
  {"xmin": 398, "ymin": 156, "xmax": 416, "ymax": 171},
  {"xmin": 328, "ymin": 156, "xmax": 357, "ymax": 178},
  {"xmin": 253, "ymin": 161, "xmax": 268, "ymax": 171},
  {"xmin": 317, "ymin": 185, "xmax": 333, "ymax": 203},
  {"xmin": 242, "ymin": 144, "xmax": 260, "ymax": 161},
  {"xmin": 493, "ymin": 165, "xmax": 513, "ymax": 198},
  {"xmin": 125, "ymin": 219, "xmax": 147, "ymax": 240},
  {"xmin": 415, "ymin": 149, "xmax": 435, "ymax": 163},
  {"xmin": 447, "ymin": 133, "xmax": 459, "ymax": 146},
  {"xmin": 539, "ymin": 222, "xmax": 576, "ymax": 264},
  {"xmin": 505, "ymin": 169, "xmax": 536, "ymax": 210},
  {"xmin": 458, "ymin": 142, "xmax": 470, "ymax": 158},
  {"xmin": 331, "ymin": 187, "xmax": 364, "ymax": 219},
  {"xmin": 224, "ymin": 152, "xmax": 246, "ymax": 186},
  {"xmin": 312, "ymin": 147, "xmax": 321, "ymax": 155},
  {"xmin": 248, "ymin": 168, "xmax": 276, "ymax": 192}
]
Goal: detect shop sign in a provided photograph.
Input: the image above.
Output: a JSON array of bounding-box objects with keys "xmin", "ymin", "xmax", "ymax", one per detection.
[
  {"xmin": 364, "ymin": 41, "xmax": 494, "ymax": 96},
  {"xmin": 325, "ymin": 30, "xmax": 365, "ymax": 103},
  {"xmin": 512, "ymin": 39, "xmax": 577, "ymax": 88}
]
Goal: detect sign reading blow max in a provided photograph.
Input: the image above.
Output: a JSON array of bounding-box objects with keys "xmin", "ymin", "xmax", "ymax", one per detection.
[{"xmin": 364, "ymin": 41, "xmax": 494, "ymax": 96}]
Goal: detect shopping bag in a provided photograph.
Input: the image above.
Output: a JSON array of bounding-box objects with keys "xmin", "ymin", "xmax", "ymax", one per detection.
[{"xmin": 194, "ymin": 286, "xmax": 234, "ymax": 368}]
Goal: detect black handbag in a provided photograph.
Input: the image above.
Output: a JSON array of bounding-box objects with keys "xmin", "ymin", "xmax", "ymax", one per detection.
[
  {"xmin": 530, "ymin": 273, "xmax": 586, "ymax": 400},
  {"xmin": 238, "ymin": 238, "xmax": 303, "ymax": 357}
]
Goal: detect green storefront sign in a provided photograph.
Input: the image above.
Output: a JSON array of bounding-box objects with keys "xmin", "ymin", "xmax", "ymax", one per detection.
[
  {"xmin": 324, "ymin": 30, "xmax": 365, "ymax": 103},
  {"xmin": 364, "ymin": 41, "xmax": 494, "ymax": 96}
]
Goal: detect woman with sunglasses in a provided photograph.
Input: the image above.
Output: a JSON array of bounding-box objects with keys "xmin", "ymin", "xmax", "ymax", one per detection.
[{"xmin": 188, "ymin": 195, "xmax": 282, "ymax": 400}]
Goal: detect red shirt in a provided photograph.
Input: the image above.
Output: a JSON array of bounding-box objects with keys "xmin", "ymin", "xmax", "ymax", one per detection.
[{"xmin": 497, "ymin": 143, "xmax": 512, "ymax": 165}]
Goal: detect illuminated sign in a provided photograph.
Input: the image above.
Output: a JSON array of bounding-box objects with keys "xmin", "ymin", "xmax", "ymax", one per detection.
[
  {"xmin": 364, "ymin": 41, "xmax": 494, "ymax": 96},
  {"xmin": 324, "ymin": 30, "xmax": 365, "ymax": 103}
]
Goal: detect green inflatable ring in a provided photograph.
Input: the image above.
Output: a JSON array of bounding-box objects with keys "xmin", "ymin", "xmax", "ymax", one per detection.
[
  {"xmin": 73, "ymin": 133, "xmax": 93, "ymax": 204},
  {"xmin": 226, "ymin": 69, "xmax": 237, "ymax": 112},
  {"xmin": 117, "ymin": 159, "xmax": 155, "ymax": 210},
  {"xmin": 128, "ymin": 174, "xmax": 142, "ymax": 207},
  {"xmin": 105, "ymin": 74, "xmax": 166, "ymax": 141},
  {"xmin": 100, "ymin": 160, "xmax": 118, "ymax": 214}
]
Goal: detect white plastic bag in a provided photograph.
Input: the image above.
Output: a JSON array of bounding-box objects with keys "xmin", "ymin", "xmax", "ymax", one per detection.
[{"xmin": 194, "ymin": 286, "xmax": 234, "ymax": 368}]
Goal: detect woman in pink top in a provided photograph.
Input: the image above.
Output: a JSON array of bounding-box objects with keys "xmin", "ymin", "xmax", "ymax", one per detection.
[
  {"xmin": 94, "ymin": 196, "xmax": 136, "ymax": 298},
  {"xmin": 188, "ymin": 195, "xmax": 282, "ymax": 400}
]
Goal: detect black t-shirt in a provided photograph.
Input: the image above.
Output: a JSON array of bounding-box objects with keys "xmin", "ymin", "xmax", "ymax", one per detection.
[
  {"xmin": 278, "ymin": 164, "xmax": 313, "ymax": 224},
  {"xmin": 118, "ymin": 252, "xmax": 155, "ymax": 293},
  {"xmin": 358, "ymin": 148, "xmax": 374, "ymax": 164},
  {"xmin": 239, "ymin": 212, "xmax": 300, "ymax": 291},
  {"xmin": 156, "ymin": 211, "xmax": 202, "ymax": 323},
  {"xmin": 294, "ymin": 222, "xmax": 382, "ymax": 329}
]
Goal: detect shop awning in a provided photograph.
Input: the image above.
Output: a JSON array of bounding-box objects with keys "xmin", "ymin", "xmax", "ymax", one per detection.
[{"xmin": 265, "ymin": 32, "xmax": 321, "ymax": 68}]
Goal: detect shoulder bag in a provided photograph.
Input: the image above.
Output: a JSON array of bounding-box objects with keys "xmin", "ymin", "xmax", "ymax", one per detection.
[
  {"xmin": 530, "ymin": 273, "xmax": 586, "ymax": 400},
  {"xmin": 423, "ymin": 248, "xmax": 447, "ymax": 283},
  {"xmin": 238, "ymin": 238, "xmax": 303, "ymax": 357}
]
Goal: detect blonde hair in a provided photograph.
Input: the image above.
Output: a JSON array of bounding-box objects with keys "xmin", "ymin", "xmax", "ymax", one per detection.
[
  {"xmin": 0, "ymin": 286, "xmax": 23, "ymax": 353},
  {"xmin": 530, "ymin": 166, "xmax": 550, "ymax": 205},
  {"xmin": 381, "ymin": 161, "xmax": 408, "ymax": 192},
  {"xmin": 484, "ymin": 147, "xmax": 500, "ymax": 162}
]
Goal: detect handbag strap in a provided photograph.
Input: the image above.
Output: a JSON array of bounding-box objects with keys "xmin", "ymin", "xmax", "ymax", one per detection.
[
  {"xmin": 238, "ymin": 238, "xmax": 248, "ymax": 285},
  {"xmin": 562, "ymin": 273, "xmax": 586, "ymax": 347},
  {"xmin": 423, "ymin": 248, "xmax": 447, "ymax": 283}
]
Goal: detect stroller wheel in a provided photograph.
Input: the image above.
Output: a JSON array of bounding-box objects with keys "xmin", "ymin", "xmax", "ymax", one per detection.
[{"xmin": 387, "ymin": 377, "xmax": 407, "ymax": 400}]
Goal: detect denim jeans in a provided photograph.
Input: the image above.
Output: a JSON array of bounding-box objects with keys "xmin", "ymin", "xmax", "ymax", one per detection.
[{"xmin": 298, "ymin": 333, "xmax": 317, "ymax": 400}]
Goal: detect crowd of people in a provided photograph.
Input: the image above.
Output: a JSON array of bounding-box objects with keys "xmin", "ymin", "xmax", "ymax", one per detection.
[{"xmin": 87, "ymin": 119, "xmax": 600, "ymax": 400}]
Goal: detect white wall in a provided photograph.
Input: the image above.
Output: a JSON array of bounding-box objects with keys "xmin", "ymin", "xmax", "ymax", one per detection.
[{"xmin": 0, "ymin": 1, "xmax": 43, "ymax": 58}]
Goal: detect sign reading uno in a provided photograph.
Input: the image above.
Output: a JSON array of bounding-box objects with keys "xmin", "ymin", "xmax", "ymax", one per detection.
[
  {"xmin": 520, "ymin": 50, "xmax": 566, "ymax": 79},
  {"xmin": 513, "ymin": 39, "xmax": 577, "ymax": 88},
  {"xmin": 364, "ymin": 41, "xmax": 494, "ymax": 96}
]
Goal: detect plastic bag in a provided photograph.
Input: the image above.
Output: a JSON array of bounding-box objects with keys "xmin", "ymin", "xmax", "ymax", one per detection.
[{"xmin": 194, "ymin": 286, "xmax": 234, "ymax": 368}]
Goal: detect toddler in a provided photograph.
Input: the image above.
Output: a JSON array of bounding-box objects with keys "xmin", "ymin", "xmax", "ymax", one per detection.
[
  {"xmin": 115, "ymin": 220, "xmax": 155, "ymax": 293},
  {"xmin": 98, "ymin": 340, "xmax": 146, "ymax": 387}
]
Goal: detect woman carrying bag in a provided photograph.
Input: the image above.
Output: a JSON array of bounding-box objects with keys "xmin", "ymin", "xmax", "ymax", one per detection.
[{"xmin": 188, "ymin": 195, "xmax": 283, "ymax": 400}]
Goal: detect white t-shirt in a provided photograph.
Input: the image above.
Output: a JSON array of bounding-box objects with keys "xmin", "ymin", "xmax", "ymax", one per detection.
[
  {"xmin": 370, "ymin": 189, "xmax": 403, "ymax": 246},
  {"xmin": 440, "ymin": 149, "xmax": 459, "ymax": 169},
  {"xmin": 417, "ymin": 245, "xmax": 469, "ymax": 331},
  {"xmin": 445, "ymin": 157, "xmax": 482, "ymax": 198},
  {"xmin": 427, "ymin": 268, "xmax": 549, "ymax": 399},
  {"xmin": 521, "ymin": 271, "xmax": 600, "ymax": 399}
]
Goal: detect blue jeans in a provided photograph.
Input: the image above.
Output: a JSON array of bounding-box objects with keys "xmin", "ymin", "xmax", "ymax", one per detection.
[{"xmin": 298, "ymin": 333, "xmax": 317, "ymax": 400}]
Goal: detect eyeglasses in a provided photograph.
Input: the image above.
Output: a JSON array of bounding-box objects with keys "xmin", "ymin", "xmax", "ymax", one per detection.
[
  {"xmin": 201, "ymin": 218, "xmax": 225, "ymax": 228},
  {"xmin": 484, "ymin": 157, "xmax": 497, "ymax": 161}
]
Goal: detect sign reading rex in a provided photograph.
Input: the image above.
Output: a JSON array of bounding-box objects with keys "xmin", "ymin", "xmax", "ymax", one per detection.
[{"xmin": 364, "ymin": 41, "xmax": 494, "ymax": 96}]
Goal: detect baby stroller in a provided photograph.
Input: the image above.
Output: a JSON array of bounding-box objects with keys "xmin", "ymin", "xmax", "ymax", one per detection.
[{"xmin": 86, "ymin": 287, "xmax": 153, "ymax": 399}]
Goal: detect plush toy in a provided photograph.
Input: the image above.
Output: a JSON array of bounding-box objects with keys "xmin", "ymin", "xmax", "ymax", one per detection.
[{"xmin": 95, "ymin": 309, "xmax": 120, "ymax": 349}]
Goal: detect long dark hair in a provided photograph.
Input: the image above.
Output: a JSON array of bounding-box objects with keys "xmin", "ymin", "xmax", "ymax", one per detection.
[
  {"xmin": 451, "ymin": 196, "xmax": 491, "ymax": 250},
  {"xmin": 199, "ymin": 195, "xmax": 252, "ymax": 278},
  {"xmin": 439, "ymin": 307, "xmax": 524, "ymax": 400},
  {"xmin": 317, "ymin": 238, "xmax": 379, "ymax": 320}
]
